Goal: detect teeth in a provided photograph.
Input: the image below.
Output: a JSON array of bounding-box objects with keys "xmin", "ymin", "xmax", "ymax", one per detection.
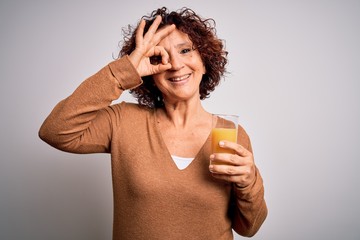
[{"xmin": 170, "ymin": 74, "xmax": 190, "ymax": 82}]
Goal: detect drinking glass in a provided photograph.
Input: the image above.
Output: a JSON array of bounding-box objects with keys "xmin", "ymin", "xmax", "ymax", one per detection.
[{"xmin": 211, "ymin": 114, "xmax": 239, "ymax": 154}]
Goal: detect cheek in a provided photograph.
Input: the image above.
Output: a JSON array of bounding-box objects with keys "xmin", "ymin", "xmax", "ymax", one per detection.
[
  {"xmin": 152, "ymin": 75, "xmax": 167, "ymax": 91},
  {"xmin": 195, "ymin": 63, "xmax": 206, "ymax": 76},
  {"xmin": 192, "ymin": 57, "xmax": 206, "ymax": 74}
]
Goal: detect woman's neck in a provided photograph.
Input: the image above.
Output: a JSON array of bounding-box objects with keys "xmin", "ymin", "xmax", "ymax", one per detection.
[{"xmin": 157, "ymin": 98, "xmax": 209, "ymax": 129}]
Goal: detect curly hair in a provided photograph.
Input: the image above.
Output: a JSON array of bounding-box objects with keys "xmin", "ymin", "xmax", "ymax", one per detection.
[{"xmin": 118, "ymin": 7, "xmax": 228, "ymax": 108}]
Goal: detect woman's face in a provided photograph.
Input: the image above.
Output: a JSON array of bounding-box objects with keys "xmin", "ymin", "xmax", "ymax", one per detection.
[{"xmin": 152, "ymin": 28, "xmax": 206, "ymax": 103}]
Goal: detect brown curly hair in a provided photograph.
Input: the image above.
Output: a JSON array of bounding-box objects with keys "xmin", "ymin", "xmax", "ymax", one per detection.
[{"xmin": 118, "ymin": 7, "xmax": 228, "ymax": 108}]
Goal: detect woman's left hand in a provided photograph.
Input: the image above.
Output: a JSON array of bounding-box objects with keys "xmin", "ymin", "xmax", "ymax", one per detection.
[{"xmin": 209, "ymin": 141, "xmax": 256, "ymax": 188}]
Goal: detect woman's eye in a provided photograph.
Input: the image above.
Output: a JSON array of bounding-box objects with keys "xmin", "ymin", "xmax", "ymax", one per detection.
[
  {"xmin": 150, "ymin": 55, "xmax": 162, "ymax": 65},
  {"xmin": 180, "ymin": 48, "xmax": 192, "ymax": 54}
]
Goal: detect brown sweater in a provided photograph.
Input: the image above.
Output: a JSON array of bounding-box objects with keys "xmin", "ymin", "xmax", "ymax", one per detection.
[{"xmin": 39, "ymin": 56, "xmax": 267, "ymax": 240}]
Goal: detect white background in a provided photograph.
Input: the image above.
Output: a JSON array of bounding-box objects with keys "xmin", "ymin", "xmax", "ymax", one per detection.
[{"xmin": 1, "ymin": 0, "xmax": 359, "ymax": 239}]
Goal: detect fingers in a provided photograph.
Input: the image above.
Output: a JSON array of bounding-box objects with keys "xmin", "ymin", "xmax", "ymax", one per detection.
[
  {"xmin": 210, "ymin": 154, "xmax": 252, "ymax": 171},
  {"xmin": 134, "ymin": 16, "xmax": 175, "ymax": 60},
  {"xmin": 139, "ymin": 16, "xmax": 176, "ymax": 47},
  {"xmin": 210, "ymin": 172, "xmax": 254, "ymax": 187},
  {"xmin": 209, "ymin": 141, "xmax": 255, "ymax": 187},
  {"xmin": 131, "ymin": 16, "xmax": 176, "ymax": 76},
  {"xmin": 209, "ymin": 161, "xmax": 249, "ymax": 175},
  {"xmin": 210, "ymin": 152, "xmax": 238, "ymax": 166},
  {"xmin": 146, "ymin": 15, "xmax": 162, "ymax": 36},
  {"xmin": 153, "ymin": 62, "xmax": 172, "ymax": 73},
  {"xmin": 219, "ymin": 141, "xmax": 250, "ymax": 157},
  {"xmin": 154, "ymin": 23, "xmax": 176, "ymax": 42},
  {"xmin": 209, "ymin": 161, "xmax": 255, "ymax": 187},
  {"xmin": 151, "ymin": 46, "xmax": 170, "ymax": 64},
  {"xmin": 146, "ymin": 16, "xmax": 176, "ymax": 41},
  {"xmin": 135, "ymin": 19, "xmax": 146, "ymax": 45}
]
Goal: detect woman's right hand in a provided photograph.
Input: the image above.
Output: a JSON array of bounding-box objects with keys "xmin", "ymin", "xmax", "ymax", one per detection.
[{"xmin": 128, "ymin": 16, "xmax": 176, "ymax": 77}]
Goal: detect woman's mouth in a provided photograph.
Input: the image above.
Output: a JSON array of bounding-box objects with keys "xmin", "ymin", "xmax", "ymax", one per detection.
[{"xmin": 168, "ymin": 74, "xmax": 191, "ymax": 82}]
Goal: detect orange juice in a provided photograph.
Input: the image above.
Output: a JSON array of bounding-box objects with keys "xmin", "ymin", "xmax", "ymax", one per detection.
[{"xmin": 211, "ymin": 128, "xmax": 237, "ymax": 153}]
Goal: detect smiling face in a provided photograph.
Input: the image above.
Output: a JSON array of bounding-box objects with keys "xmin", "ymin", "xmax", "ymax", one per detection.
[{"xmin": 152, "ymin": 29, "xmax": 206, "ymax": 104}]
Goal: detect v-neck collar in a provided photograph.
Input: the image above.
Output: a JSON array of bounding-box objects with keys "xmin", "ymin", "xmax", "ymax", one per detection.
[{"xmin": 152, "ymin": 110, "xmax": 211, "ymax": 172}]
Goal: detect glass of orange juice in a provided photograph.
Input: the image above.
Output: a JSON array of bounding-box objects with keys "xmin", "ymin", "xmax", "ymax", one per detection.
[{"xmin": 211, "ymin": 114, "xmax": 238, "ymax": 156}]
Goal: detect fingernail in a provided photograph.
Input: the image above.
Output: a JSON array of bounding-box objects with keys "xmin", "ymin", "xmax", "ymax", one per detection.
[{"xmin": 219, "ymin": 141, "xmax": 224, "ymax": 147}]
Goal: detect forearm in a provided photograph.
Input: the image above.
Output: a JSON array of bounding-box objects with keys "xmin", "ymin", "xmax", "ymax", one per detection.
[
  {"xmin": 39, "ymin": 56, "xmax": 142, "ymax": 153},
  {"xmin": 232, "ymin": 167, "xmax": 268, "ymax": 237}
]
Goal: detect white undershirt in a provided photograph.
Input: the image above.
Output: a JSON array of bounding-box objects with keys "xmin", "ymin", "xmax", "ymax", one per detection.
[{"xmin": 171, "ymin": 155, "xmax": 194, "ymax": 170}]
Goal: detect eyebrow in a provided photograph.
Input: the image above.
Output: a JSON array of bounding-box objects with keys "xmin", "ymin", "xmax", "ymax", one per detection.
[{"xmin": 174, "ymin": 42, "xmax": 192, "ymax": 49}]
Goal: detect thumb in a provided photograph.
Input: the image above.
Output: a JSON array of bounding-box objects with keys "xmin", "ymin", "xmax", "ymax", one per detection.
[{"xmin": 154, "ymin": 63, "xmax": 172, "ymax": 73}]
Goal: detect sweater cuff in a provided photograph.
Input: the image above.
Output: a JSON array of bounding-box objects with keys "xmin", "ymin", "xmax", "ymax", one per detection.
[
  {"xmin": 108, "ymin": 55, "xmax": 143, "ymax": 90},
  {"xmin": 233, "ymin": 167, "xmax": 264, "ymax": 200}
]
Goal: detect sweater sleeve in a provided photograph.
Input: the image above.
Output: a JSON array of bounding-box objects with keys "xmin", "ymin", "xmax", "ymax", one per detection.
[
  {"xmin": 231, "ymin": 167, "xmax": 268, "ymax": 237},
  {"xmin": 38, "ymin": 55, "xmax": 142, "ymax": 153},
  {"xmin": 231, "ymin": 128, "xmax": 268, "ymax": 237}
]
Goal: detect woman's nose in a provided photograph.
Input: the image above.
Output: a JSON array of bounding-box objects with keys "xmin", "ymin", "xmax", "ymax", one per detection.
[{"xmin": 169, "ymin": 54, "xmax": 184, "ymax": 70}]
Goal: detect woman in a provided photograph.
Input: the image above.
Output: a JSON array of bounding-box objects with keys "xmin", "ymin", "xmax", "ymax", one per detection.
[{"xmin": 39, "ymin": 7, "xmax": 267, "ymax": 239}]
